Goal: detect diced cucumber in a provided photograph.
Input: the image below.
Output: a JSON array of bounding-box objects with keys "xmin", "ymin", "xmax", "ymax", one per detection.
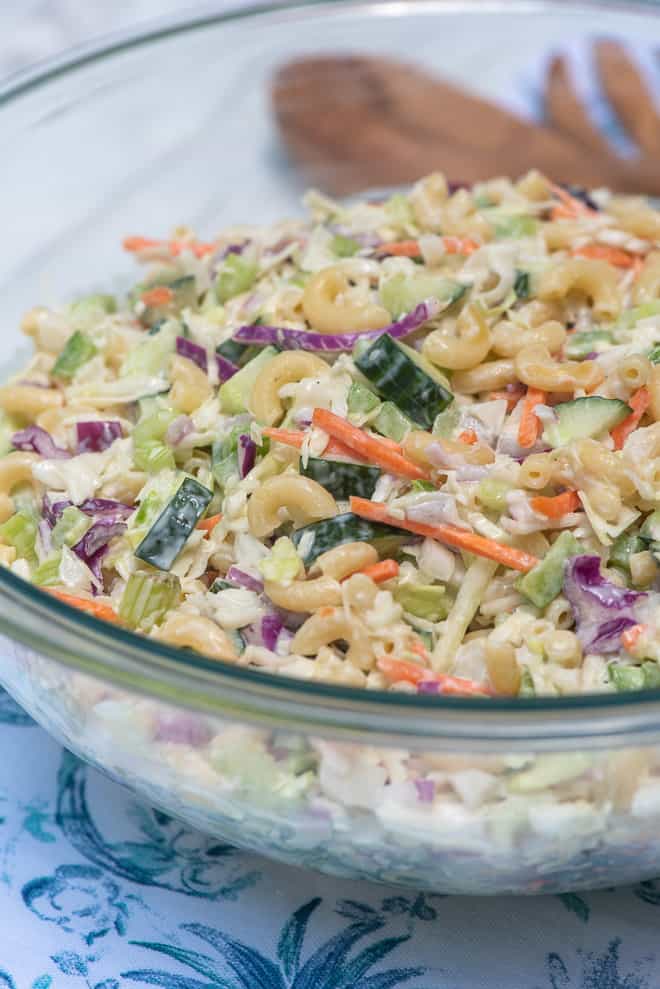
[
  {"xmin": 477, "ymin": 477, "xmax": 512, "ymax": 512},
  {"xmin": 347, "ymin": 381, "xmax": 380, "ymax": 416},
  {"xmin": 432, "ymin": 403, "xmax": 460, "ymax": 438},
  {"xmin": 384, "ymin": 193, "xmax": 415, "ymax": 229},
  {"xmin": 393, "ymin": 583, "xmax": 448, "ymax": 621},
  {"xmin": 564, "ymin": 330, "xmax": 613, "ymax": 360},
  {"xmin": 493, "ymin": 215, "xmax": 538, "ymax": 239},
  {"xmin": 32, "ymin": 555, "xmax": 62, "ymax": 586},
  {"xmin": 543, "ymin": 397, "xmax": 631, "ymax": 449},
  {"xmin": 300, "ymin": 458, "xmax": 380, "ymax": 499},
  {"xmin": 215, "ymin": 251, "xmax": 258, "ymax": 304},
  {"xmin": 135, "ymin": 477, "xmax": 212, "ymax": 570},
  {"xmin": 518, "ymin": 530, "xmax": 583, "ymax": 608},
  {"xmin": 216, "ymin": 339, "xmax": 264, "ymax": 368},
  {"xmin": 640, "ymin": 510, "xmax": 660, "ymax": 563},
  {"xmin": 330, "ymin": 234, "xmax": 360, "ymax": 258},
  {"xmin": 648, "ymin": 345, "xmax": 660, "ymax": 365},
  {"xmin": 609, "ymin": 662, "xmax": 660, "ymax": 692},
  {"xmin": 380, "ymin": 273, "xmax": 466, "ymax": 319},
  {"xmin": 219, "ymin": 345, "xmax": 279, "ymax": 415},
  {"xmin": 120, "ymin": 319, "xmax": 178, "ymax": 379},
  {"xmin": 291, "ymin": 512, "xmax": 406, "ymax": 567},
  {"xmin": 513, "ymin": 270, "xmax": 530, "ymax": 299},
  {"xmin": 210, "ymin": 578, "xmax": 234, "ymax": 593},
  {"xmin": 372, "ymin": 402, "xmax": 414, "ymax": 442},
  {"xmin": 140, "ymin": 276, "xmax": 198, "ymax": 327},
  {"xmin": 356, "ymin": 333, "xmax": 453, "ymax": 430},
  {"xmin": 52, "ymin": 330, "xmax": 98, "ymax": 380},
  {"xmin": 610, "ymin": 529, "xmax": 645, "ymax": 576}
]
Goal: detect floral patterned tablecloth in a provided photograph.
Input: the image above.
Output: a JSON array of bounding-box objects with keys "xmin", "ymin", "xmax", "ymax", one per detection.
[{"xmin": 1, "ymin": 687, "xmax": 659, "ymax": 989}]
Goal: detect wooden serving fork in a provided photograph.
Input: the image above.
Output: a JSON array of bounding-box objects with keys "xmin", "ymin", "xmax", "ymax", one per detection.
[{"xmin": 272, "ymin": 40, "xmax": 660, "ymax": 196}]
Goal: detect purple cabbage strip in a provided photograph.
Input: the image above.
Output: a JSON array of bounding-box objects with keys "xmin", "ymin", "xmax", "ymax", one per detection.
[
  {"xmin": 166, "ymin": 415, "xmax": 194, "ymax": 447},
  {"xmin": 563, "ymin": 555, "xmax": 647, "ymax": 653},
  {"xmin": 414, "ymin": 778, "xmax": 436, "ymax": 803},
  {"xmin": 261, "ymin": 613, "xmax": 284, "ymax": 651},
  {"xmin": 226, "ymin": 566, "xmax": 264, "ymax": 593},
  {"xmin": 43, "ymin": 496, "xmax": 133, "ymax": 528},
  {"xmin": 216, "ymin": 353, "xmax": 240, "ymax": 382},
  {"xmin": 76, "ymin": 420, "xmax": 123, "ymax": 454},
  {"xmin": 176, "ymin": 335, "xmax": 208, "ymax": 372},
  {"xmin": 237, "ymin": 434, "xmax": 257, "ymax": 478},
  {"xmin": 72, "ymin": 521, "xmax": 127, "ymax": 584},
  {"xmin": 154, "ymin": 711, "xmax": 213, "ymax": 746},
  {"xmin": 12, "ymin": 426, "xmax": 70, "ymax": 459},
  {"xmin": 232, "ymin": 299, "xmax": 441, "ymax": 352},
  {"xmin": 417, "ymin": 680, "xmax": 440, "ymax": 695}
]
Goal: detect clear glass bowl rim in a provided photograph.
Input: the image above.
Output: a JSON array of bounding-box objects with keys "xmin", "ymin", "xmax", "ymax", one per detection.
[{"xmin": 2, "ymin": 0, "xmax": 660, "ymax": 748}]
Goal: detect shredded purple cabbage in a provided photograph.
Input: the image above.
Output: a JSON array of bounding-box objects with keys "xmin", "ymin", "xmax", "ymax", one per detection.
[
  {"xmin": 232, "ymin": 299, "xmax": 441, "ymax": 352},
  {"xmin": 216, "ymin": 353, "xmax": 240, "ymax": 382},
  {"xmin": 166, "ymin": 415, "xmax": 194, "ymax": 447},
  {"xmin": 414, "ymin": 778, "xmax": 436, "ymax": 802},
  {"xmin": 12, "ymin": 426, "xmax": 69, "ymax": 459},
  {"xmin": 417, "ymin": 680, "xmax": 440, "ymax": 695},
  {"xmin": 76, "ymin": 420, "xmax": 123, "ymax": 454},
  {"xmin": 261, "ymin": 613, "xmax": 284, "ymax": 651},
  {"xmin": 237, "ymin": 434, "xmax": 257, "ymax": 478},
  {"xmin": 154, "ymin": 712, "xmax": 213, "ymax": 746},
  {"xmin": 563, "ymin": 555, "xmax": 647, "ymax": 653},
  {"xmin": 43, "ymin": 496, "xmax": 133, "ymax": 528},
  {"xmin": 226, "ymin": 566, "xmax": 264, "ymax": 593},
  {"xmin": 72, "ymin": 520, "xmax": 126, "ymax": 584},
  {"xmin": 176, "ymin": 336, "xmax": 207, "ymax": 372}
]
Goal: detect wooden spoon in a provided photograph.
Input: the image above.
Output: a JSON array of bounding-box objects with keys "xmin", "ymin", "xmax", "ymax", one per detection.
[{"xmin": 272, "ymin": 43, "xmax": 660, "ymax": 196}]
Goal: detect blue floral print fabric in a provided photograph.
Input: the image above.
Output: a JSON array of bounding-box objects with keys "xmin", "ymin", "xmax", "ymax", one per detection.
[{"xmin": 1, "ymin": 688, "xmax": 660, "ymax": 988}]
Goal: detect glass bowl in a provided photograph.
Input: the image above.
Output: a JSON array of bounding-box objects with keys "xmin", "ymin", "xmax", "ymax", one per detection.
[{"xmin": 3, "ymin": 0, "xmax": 660, "ymax": 895}]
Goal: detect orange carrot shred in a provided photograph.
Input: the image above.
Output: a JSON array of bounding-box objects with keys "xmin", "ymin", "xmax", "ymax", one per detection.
[
  {"xmin": 490, "ymin": 386, "xmax": 525, "ymax": 412},
  {"xmin": 622, "ymin": 624, "xmax": 647, "ymax": 652},
  {"xmin": 196, "ymin": 513, "xmax": 223, "ymax": 533},
  {"xmin": 312, "ymin": 409, "xmax": 431, "ymax": 482},
  {"xmin": 376, "ymin": 657, "xmax": 491, "ymax": 695},
  {"xmin": 517, "ymin": 388, "xmax": 547, "ymax": 449},
  {"xmin": 572, "ymin": 244, "xmax": 637, "ymax": 269},
  {"xmin": 140, "ymin": 286, "xmax": 174, "ymax": 308},
  {"xmin": 123, "ymin": 235, "xmax": 161, "ymax": 252},
  {"xmin": 611, "ymin": 387, "xmax": 650, "ymax": 450},
  {"xmin": 357, "ymin": 559, "xmax": 400, "ymax": 583},
  {"xmin": 530, "ymin": 491, "xmax": 581, "ymax": 519},
  {"xmin": 262, "ymin": 427, "xmax": 370, "ymax": 463},
  {"xmin": 47, "ymin": 590, "xmax": 121, "ymax": 624},
  {"xmin": 350, "ymin": 497, "xmax": 538, "ymax": 573},
  {"xmin": 549, "ymin": 183, "xmax": 596, "ymax": 219},
  {"xmin": 458, "ymin": 429, "xmax": 478, "ymax": 445},
  {"xmin": 377, "ymin": 236, "xmax": 478, "ymax": 259}
]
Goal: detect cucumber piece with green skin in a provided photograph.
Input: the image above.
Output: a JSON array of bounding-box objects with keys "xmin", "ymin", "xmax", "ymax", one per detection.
[
  {"xmin": 330, "ymin": 234, "xmax": 360, "ymax": 258},
  {"xmin": 347, "ymin": 381, "xmax": 380, "ymax": 415},
  {"xmin": 610, "ymin": 529, "xmax": 645, "ymax": 576},
  {"xmin": 648, "ymin": 345, "xmax": 660, "ymax": 365},
  {"xmin": 140, "ymin": 276, "xmax": 198, "ymax": 328},
  {"xmin": 517, "ymin": 530, "xmax": 582, "ymax": 608},
  {"xmin": 135, "ymin": 476, "xmax": 212, "ymax": 570},
  {"xmin": 640, "ymin": 510, "xmax": 660, "ymax": 563},
  {"xmin": 356, "ymin": 333, "xmax": 453, "ymax": 430},
  {"xmin": 52, "ymin": 331, "xmax": 98, "ymax": 380},
  {"xmin": 291, "ymin": 512, "xmax": 407, "ymax": 567},
  {"xmin": 564, "ymin": 330, "xmax": 613, "ymax": 360},
  {"xmin": 609, "ymin": 662, "xmax": 660, "ymax": 692},
  {"xmin": 218, "ymin": 345, "xmax": 279, "ymax": 414},
  {"xmin": 372, "ymin": 402, "xmax": 414, "ymax": 442},
  {"xmin": 300, "ymin": 458, "xmax": 380, "ymax": 499},
  {"xmin": 380, "ymin": 273, "xmax": 466, "ymax": 319},
  {"xmin": 216, "ymin": 339, "xmax": 266, "ymax": 368},
  {"xmin": 513, "ymin": 270, "xmax": 530, "ymax": 299},
  {"xmin": 543, "ymin": 397, "xmax": 631, "ymax": 449},
  {"xmin": 394, "ymin": 583, "xmax": 448, "ymax": 621}
]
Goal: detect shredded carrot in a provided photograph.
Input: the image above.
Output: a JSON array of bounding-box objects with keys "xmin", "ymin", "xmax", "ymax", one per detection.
[
  {"xmin": 611, "ymin": 387, "xmax": 650, "ymax": 450},
  {"xmin": 124, "ymin": 235, "xmax": 216, "ymax": 258},
  {"xmin": 377, "ymin": 236, "xmax": 478, "ymax": 258},
  {"xmin": 530, "ymin": 490, "xmax": 581, "ymax": 519},
  {"xmin": 140, "ymin": 286, "xmax": 174, "ymax": 308},
  {"xmin": 312, "ymin": 409, "xmax": 431, "ymax": 482},
  {"xmin": 572, "ymin": 244, "xmax": 637, "ymax": 269},
  {"xmin": 631, "ymin": 256, "xmax": 645, "ymax": 281},
  {"xmin": 490, "ymin": 385, "xmax": 525, "ymax": 412},
  {"xmin": 318, "ymin": 606, "xmax": 337, "ymax": 618},
  {"xmin": 458, "ymin": 429, "xmax": 478, "ymax": 445},
  {"xmin": 356, "ymin": 559, "xmax": 400, "ymax": 583},
  {"xmin": 517, "ymin": 387, "xmax": 546, "ymax": 449},
  {"xmin": 549, "ymin": 183, "xmax": 596, "ymax": 220},
  {"xmin": 196, "ymin": 513, "xmax": 223, "ymax": 534},
  {"xmin": 262, "ymin": 427, "xmax": 370, "ymax": 463},
  {"xmin": 622, "ymin": 623, "xmax": 648, "ymax": 652},
  {"xmin": 47, "ymin": 590, "xmax": 121, "ymax": 624},
  {"xmin": 350, "ymin": 496, "xmax": 538, "ymax": 573},
  {"xmin": 410, "ymin": 639, "xmax": 430, "ymax": 660},
  {"xmin": 376, "ymin": 657, "xmax": 491, "ymax": 695}
]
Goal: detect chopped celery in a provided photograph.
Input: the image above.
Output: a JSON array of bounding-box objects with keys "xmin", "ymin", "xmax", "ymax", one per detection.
[
  {"xmin": 52, "ymin": 330, "xmax": 98, "ymax": 380},
  {"xmin": 0, "ymin": 512, "xmax": 37, "ymax": 563},
  {"xmin": 609, "ymin": 664, "xmax": 646, "ymax": 692},
  {"xmin": 32, "ymin": 554, "xmax": 62, "ymax": 586},
  {"xmin": 347, "ymin": 381, "xmax": 380, "ymax": 415},
  {"xmin": 564, "ymin": 330, "xmax": 613, "ymax": 360},
  {"xmin": 432, "ymin": 404, "xmax": 460, "ymax": 438},
  {"xmin": 384, "ymin": 193, "xmax": 414, "ymax": 229},
  {"xmin": 133, "ymin": 406, "xmax": 178, "ymax": 474},
  {"xmin": 477, "ymin": 478, "xmax": 511, "ymax": 512},
  {"xmin": 68, "ymin": 294, "xmax": 116, "ymax": 332},
  {"xmin": 215, "ymin": 251, "xmax": 258, "ymax": 303},
  {"xmin": 610, "ymin": 529, "xmax": 645, "ymax": 576},
  {"xmin": 51, "ymin": 506, "xmax": 92, "ymax": 549},
  {"xmin": 394, "ymin": 583, "xmax": 448, "ymax": 621},
  {"xmin": 410, "ymin": 479, "xmax": 435, "ymax": 493},
  {"xmin": 330, "ymin": 234, "xmax": 360, "ymax": 257},
  {"xmin": 119, "ymin": 571, "xmax": 182, "ymax": 631},
  {"xmin": 219, "ymin": 346, "xmax": 279, "ymax": 415},
  {"xmin": 373, "ymin": 401, "xmax": 414, "ymax": 442},
  {"xmin": 120, "ymin": 319, "xmax": 177, "ymax": 378},
  {"xmin": 513, "ymin": 270, "xmax": 530, "ymax": 299},
  {"xmin": 135, "ymin": 441, "xmax": 175, "ymax": 474},
  {"xmin": 518, "ymin": 531, "xmax": 582, "ymax": 609},
  {"xmin": 380, "ymin": 272, "xmax": 465, "ymax": 319},
  {"xmin": 493, "ymin": 215, "xmax": 538, "ymax": 239},
  {"xmin": 258, "ymin": 537, "xmax": 303, "ymax": 582},
  {"xmin": 135, "ymin": 476, "xmax": 212, "ymax": 570},
  {"xmin": 212, "ymin": 423, "xmax": 249, "ymax": 489}
]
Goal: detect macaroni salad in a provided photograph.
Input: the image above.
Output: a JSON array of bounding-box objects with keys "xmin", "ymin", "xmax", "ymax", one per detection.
[{"xmin": 3, "ymin": 170, "xmax": 660, "ymax": 700}]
